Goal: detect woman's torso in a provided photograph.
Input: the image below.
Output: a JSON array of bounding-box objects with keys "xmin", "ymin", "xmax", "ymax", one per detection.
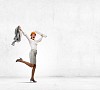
[{"xmin": 29, "ymin": 39, "xmax": 38, "ymax": 50}]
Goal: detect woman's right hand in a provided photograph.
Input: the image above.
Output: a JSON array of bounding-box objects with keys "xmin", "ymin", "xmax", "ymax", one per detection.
[
  {"xmin": 18, "ymin": 26, "xmax": 22, "ymax": 31},
  {"xmin": 19, "ymin": 29, "xmax": 22, "ymax": 31}
]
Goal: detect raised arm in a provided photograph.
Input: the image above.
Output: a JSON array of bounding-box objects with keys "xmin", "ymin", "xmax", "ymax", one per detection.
[
  {"xmin": 35, "ymin": 35, "xmax": 43, "ymax": 43},
  {"xmin": 19, "ymin": 28, "xmax": 30, "ymax": 43}
]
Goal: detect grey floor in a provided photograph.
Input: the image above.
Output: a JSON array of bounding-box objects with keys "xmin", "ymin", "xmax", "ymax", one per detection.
[{"xmin": 0, "ymin": 76, "xmax": 100, "ymax": 90}]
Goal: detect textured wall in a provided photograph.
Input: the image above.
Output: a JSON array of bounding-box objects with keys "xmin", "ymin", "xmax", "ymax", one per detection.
[{"xmin": 0, "ymin": 0, "xmax": 100, "ymax": 77}]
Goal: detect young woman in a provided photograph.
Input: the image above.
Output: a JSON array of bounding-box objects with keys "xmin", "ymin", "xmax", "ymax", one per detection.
[{"xmin": 16, "ymin": 26, "xmax": 43, "ymax": 82}]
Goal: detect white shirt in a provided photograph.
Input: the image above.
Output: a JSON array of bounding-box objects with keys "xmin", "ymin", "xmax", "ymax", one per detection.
[{"xmin": 22, "ymin": 31, "xmax": 43, "ymax": 50}]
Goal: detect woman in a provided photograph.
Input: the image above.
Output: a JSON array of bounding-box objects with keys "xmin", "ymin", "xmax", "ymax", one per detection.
[{"xmin": 16, "ymin": 26, "xmax": 43, "ymax": 82}]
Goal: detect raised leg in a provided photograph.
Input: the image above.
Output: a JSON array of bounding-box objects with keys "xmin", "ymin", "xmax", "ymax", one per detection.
[{"xmin": 16, "ymin": 58, "xmax": 34, "ymax": 67}]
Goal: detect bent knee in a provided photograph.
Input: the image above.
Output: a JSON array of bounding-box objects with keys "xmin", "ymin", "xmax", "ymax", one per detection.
[{"xmin": 32, "ymin": 64, "xmax": 36, "ymax": 68}]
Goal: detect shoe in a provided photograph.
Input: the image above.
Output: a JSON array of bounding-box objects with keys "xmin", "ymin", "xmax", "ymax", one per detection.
[
  {"xmin": 16, "ymin": 58, "xmax": 22, "ymax": 62},
  {"xmin": 30, "ymin": 79, "xmax": 37, "ymax": 83}
]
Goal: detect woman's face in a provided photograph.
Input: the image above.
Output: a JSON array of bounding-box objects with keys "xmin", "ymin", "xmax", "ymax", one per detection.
[{"xmin": 31, "ymin": 34, "xmax": 36, "ymax": 40}]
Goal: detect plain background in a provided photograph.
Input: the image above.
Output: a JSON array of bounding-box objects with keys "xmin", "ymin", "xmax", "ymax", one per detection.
[{"xmin": 0, "ymin": 0, "xmax": 100, "ymax": 77}]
